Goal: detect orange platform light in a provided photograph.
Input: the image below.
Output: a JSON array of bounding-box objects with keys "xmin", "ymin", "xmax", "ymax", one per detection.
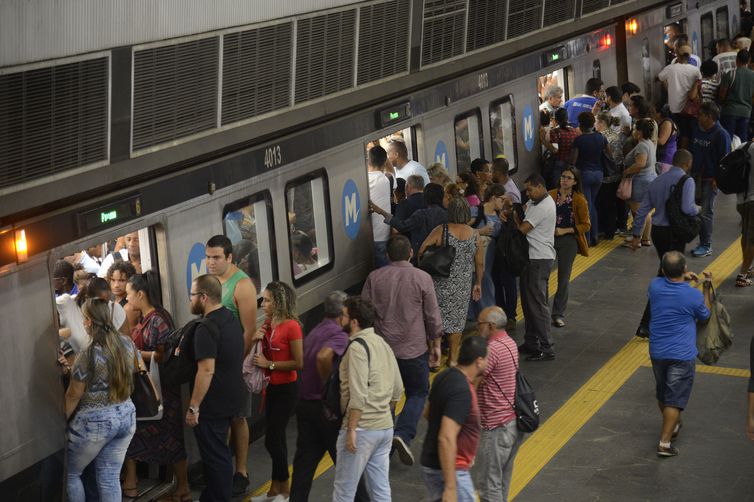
[
  {"xmin": 626, "ymin": 19, "xmax": 638, "ymax": 35},
  {"xmin": 15, "ymin": 229, "xmax": 28, "ymax": 262}
]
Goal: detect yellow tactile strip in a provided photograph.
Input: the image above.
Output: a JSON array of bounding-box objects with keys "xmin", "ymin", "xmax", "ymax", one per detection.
[
  {"xmin": 509, "ymin": 239, "xmax": 743, "ymax": 500},
  {"xmin": 640, "ymin": 361, "xmax": 752, "ymax": 379}
]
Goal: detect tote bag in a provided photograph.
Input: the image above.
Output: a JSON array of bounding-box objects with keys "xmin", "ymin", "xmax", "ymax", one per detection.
[
  {"xmin": 696, "ymin": 285, "xmax": 733, "ymax": 365},
  {"xmin": 616, "ymin": 176, "xmax": 633, "ymax": 201},
  {"xmin": 131, "ymin": 345, "xmax": 162, "ymax": 420}
]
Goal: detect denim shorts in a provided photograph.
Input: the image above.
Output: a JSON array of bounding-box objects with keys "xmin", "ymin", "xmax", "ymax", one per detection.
[{"xmin": 651, "ymin": 359, "xmax": 696, "ymax": 410}]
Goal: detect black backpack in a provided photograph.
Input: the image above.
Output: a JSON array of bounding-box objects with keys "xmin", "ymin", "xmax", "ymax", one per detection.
[
  {"xmin": 321, "ymin": 337, "xmax": 370, "ymax": 424},
  {"xmin": 495, "ymin": 203, "xmax": 529, "ymax": 276},
  {"xmin": 491, "ymin": 343, "xmax": 540, "ymax": 433},
  {"xmin": 159, "ymin": 317, "xmax": 219, "ymax": 387},
  {"xmin": 717, "ymin": 141, "xmax": 752, "ymax": 194},
  {"xmin": 666, "ymin": 175, "xmax": 701, "ymax": 243}
]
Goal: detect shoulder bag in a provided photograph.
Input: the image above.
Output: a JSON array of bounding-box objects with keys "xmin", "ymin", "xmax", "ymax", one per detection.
[
  {"xmin": 696, "ymin": 284, "xmax": 733, "ymax": 365},
  {"xmin": 131, "ymin": 343, "xmax": 162, "ymax": 420},
  {"xmin": 489, "ymin": 342, "xmax": 540, "ymax": 433},
  {"xmin": 243, "ymin": 339, "xmax": 271, "ymax": 394},
  {"xmin": 419, "ymin": 224, "xmax": 457, "ymax": 278},
  {"xmin": 616, "ymin": 176, "xmax": 633, "ymax": 201}
]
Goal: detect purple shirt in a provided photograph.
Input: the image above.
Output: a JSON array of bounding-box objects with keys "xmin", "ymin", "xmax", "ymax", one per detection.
[
  {"xmin": 361, "ymin": 261, "xmax": 443, "ymax": 359},
  {"xmin": 300, "ymin": 318, "xmax": 349, "ymax": 400}
]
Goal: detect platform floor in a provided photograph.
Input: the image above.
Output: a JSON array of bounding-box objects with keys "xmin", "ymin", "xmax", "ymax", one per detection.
[{"xmin": 187, "ymin": 195, "xmax": 753, "ymax": 502}]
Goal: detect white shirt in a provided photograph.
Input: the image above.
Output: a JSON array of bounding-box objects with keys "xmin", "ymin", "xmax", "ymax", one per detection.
[
  {"xmin": 368, "ymin": 171, "xmax": 392, "ymax": 242},
  {"xmin": 713, "ymin": 51, "xmax": 738, "ymax": 81},
  {"xmin": 97, "ymin": 248, "xmax": 129, "ymax": 278},
  {"xmin": 524, "ymin": 196, "xmax": 556, "ymax": 260},
  {"xmin": 609, "ymin": 103, "xmax": 632, "ymax": 132},
  {"xmin": 77, "ymin": 251, "xmax": 102, "ymax": 275},
  {"xmin": 57, "ymin": 295, "xmax": 126, "ymax": 353},
  {"xmin": 394, "ymin": 160, "xmax": 430, "ymax": 186},
  {"xmin": 658, "ymin": 63, "xmax": 702, "ymax": 113}
]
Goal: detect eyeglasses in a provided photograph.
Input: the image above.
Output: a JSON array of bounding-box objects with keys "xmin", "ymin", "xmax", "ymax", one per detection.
[{"xmin": 560, "ymin": 175, "xmax": 575, "ymax": 180}]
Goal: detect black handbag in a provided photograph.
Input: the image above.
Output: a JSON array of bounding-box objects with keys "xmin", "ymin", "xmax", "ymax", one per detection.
[
  {"xmin": 131, "ymin": 345, "xmax": 161, "ymax": 419},
  {"xmin": 419, "ymin": 224, "xmax": 456, "ymax": 278}
]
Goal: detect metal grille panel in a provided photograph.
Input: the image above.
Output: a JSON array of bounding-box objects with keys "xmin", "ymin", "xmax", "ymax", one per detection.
[
  {"xmin": 467, "ymin": 0, "xmax": 507, "ymax": 51},
  {"xmin": 543, "ymin": 0, "xmax": 574, "ymax": 27},
  {"xmin": 132, "ymin": 37, "xmax": 219, "ymax": 151},
  {"xmin": 421, "ymin": 0, "xmax": 466, "ymax": 66},
  {"xmin": 357, "ymin": 0, "xmax": 410, "ymax": 85},
  {"xmin": 507, "ymin": 0, "xmax": 543, "ymax": 39},
  {"xmin": 295, "ymin": 10, "xmax": 356, "ymax": 104},
  {"xmin": 581, "ymin": 0, "xmax": 610, "ymax": 15},
  {"xmin": 222, "ymin": 23, "xmax": 293, "ymax": 125},
  {"xmin": 0, "ymin": 58, "xmax": 108, "ymax": 189}
]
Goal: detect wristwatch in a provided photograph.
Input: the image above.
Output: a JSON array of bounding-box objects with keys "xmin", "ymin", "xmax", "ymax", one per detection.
[
  {"xmin": 188, "ymin": 405, "xmax": 199, "ymax": 415},
  {"xmin": 269, "ymin": 362, "xmax": 276, "ymax": 371}
]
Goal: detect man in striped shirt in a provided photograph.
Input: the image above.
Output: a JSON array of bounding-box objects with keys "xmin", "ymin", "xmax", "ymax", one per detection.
[{"xmin": 473, "ymin": 306, "xmax": 522, "ymax": 502}]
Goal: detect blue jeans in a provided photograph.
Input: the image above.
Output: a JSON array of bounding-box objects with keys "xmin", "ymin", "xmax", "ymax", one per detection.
[
  {"xmin": 699, "ymin": 179, "xmax": 717, "ymax": 248},
  {"xmin": 720, "ymin": 114, "xmax": 749, "ymax": 141},
  {"xmin": 581, "ymin": 169, "xmax": 603, "ymax": 244},
  {"xmin": 66, "ymin": 401, "xmax": 136, "ymax": 502},
  {"xmin": 333, "ymin": 428, "xmax": 392, "ymax": 502},
  {"xmin": 421, "ymin": 466, "xmax": 475, "ymax": 502},
  {"xmin": 394, "ymin": 352, "xmax": 429, "ymax": 444},
  {"xmin": 374, "ymin": 241, "xmax": 389, "ymax": 268}
]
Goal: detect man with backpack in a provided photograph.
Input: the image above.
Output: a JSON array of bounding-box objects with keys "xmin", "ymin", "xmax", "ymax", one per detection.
[
  {"xmin": 735, "ymin": 143, "xmax": 754, "ymax": 287},
  {"xmin": 185, "ymin": 274, "xmax": 244, "ymax": 502},
  {"xmin": 289, "ymin": 291, "xmax": 369, "ymax": 502},
  {"xmin": 690, "ymin": 102, "xmax": 732, "ymax": 257},
  {"xmin": 631, "ymin": 149, "xmax": 700, "ymax": 337},
  {"xmin": 333, "ymin": 297, "xmax": 403, "ymax": 502}
]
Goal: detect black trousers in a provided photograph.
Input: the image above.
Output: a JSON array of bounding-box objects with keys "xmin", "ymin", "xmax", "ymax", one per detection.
[
  {"xmin": 638, "ymin": 225, "xmax": 687, "ymax": 332},
  {"xmin": 265, "ymin": 382, "xmax": 299, "ymax": 482},
  {"xmin": 194, "ymin": 417, "xmax": 233, "ymax": 502},
  {"xmin": 289, "ymin": 400, "xmax": 370, "ymax": 502},
  {"xmin": 597, "ymin": 180, "xmax": 626, "ymax": 237}
]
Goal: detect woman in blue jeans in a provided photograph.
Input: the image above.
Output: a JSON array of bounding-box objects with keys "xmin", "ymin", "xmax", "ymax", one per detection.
[
  {"xmin": 571, "ymin": 112, "xmax": 607, "ymax": 246},
  {"xmin": 65, "ymin": 298, "xmax": 140, "ymax": 502}
]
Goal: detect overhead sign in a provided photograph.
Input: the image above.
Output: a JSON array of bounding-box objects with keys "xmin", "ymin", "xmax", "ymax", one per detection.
[
  {"xmin": 342, "ymin": 179, "xmax": 361, "ymax": 240},
  {"xmin": 377, "ymin": 102, "xmax": 412, "ymax": 129},
  {"xmin": 77, "ymin": 195, "xmax": 141, "ymax": 234}
]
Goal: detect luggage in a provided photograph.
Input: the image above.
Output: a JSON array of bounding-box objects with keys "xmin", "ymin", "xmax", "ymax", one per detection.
[
  {"xmin": 696, "ymin": 284, "xmax": 733, "ymax": 365},
  {"xmin": 666, "ymin": 175, "xmax": 701, "ymax": 243},
  {"xmin": 716, "ymin": 141, "xmax": 752, "ymax": 194},
  {"xmin": 159, "ymin": 318, "xmax": 219, "ymax": 387}
]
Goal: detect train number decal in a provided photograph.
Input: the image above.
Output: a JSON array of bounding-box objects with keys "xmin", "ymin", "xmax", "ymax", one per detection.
[
  {"xmin": 478, "ymin": 72, "xmax": 489, "ymax": 91},
  {"xmin": 264, "ymin": 145, "xmax": 283, "ymax": 169}
]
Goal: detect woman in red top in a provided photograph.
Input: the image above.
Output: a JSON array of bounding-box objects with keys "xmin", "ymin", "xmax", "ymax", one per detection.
[{"xmin": 253, "ymin": 281, "xmax": 304, "ymax": 501}]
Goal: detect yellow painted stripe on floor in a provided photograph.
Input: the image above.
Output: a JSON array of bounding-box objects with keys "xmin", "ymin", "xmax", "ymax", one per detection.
[
  {"xmin": 516, "ymin": 234, "xmax": 627, "ymax": 320},
  {"xmin": 509, "ymin": 238, "xmax": 743, "ymax": 500}
]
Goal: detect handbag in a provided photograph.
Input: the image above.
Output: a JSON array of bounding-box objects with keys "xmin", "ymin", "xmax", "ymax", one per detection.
[
  {"xmin": 131, "ymin": 344, "xmax": 162, "ymax": 420},
  {"xmin": 681, "ymin": 80, "xmax": 701, "ymax": 117},
  {"xmin": 490, "ymin": 343, "xmax": 540, "ymax": 433},
  {"xmin": 242, "ymin": 339, "xmax": 270, "ymax": 394},
  {"xmin": 419, "ymin": 224, "xmax": 456, "ymax": 278},
  {"xmin": 696, "ymin": 284, "xmax": 733, "ymax": 365},
  {"xmin": 616, "ymin": 176, "xmax": 633, "ymax": 201}
]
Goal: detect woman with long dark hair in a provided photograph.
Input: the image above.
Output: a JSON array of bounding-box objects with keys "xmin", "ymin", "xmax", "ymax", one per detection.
[
  {"xmin": 65, "ymin": 298, "xmax": 138, "ymax": 501},
  {"xmin": 122, "ymin": 270, "xmax": 190, "ymax": 501}
]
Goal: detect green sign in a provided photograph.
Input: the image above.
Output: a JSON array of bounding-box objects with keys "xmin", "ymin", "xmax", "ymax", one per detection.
[{"xmin": 100, "ymin": 210, "xmax": 117, "ymax": 223}]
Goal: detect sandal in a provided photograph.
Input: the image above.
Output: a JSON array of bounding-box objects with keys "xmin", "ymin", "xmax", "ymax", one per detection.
[
  {"xmin": 621, "ymin": 240, "xmax": 638, "ymax": 248},
  {"xmin": 641, "ymin": 240, "xmax": 652, "ymax": 247},
  {"xmin": 122, "ymin": 486, "xmax": 138, "ymax": 499},
  {"xmin": 736, "ymin": 274, "xmax": 753, "ymax": 287}
]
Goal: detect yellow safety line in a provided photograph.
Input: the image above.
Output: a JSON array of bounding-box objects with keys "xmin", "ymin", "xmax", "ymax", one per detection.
[
  {"xmin": 247, "ymin": 235, "xmax": 626, "ymax": 499},
  {"xmin": 509, "ymin": 239, "xmax": 743, "ymax": 500},
  {"xmin": 640, "ymin": 361, "xmax": 752, "ymax": 379}
]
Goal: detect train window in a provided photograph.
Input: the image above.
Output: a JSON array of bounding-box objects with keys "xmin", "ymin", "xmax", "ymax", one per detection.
[
  {"xmin": 489, "ymin": 96, "xmax": 518, "ymax": 174},
  {"xmin": 285, "ymin": 172, "xmax": 333, "ymax": 282},
  {"xmin": 716, "ymin": 7, "xmax": 729, "ymax": 41},
  {"xmin": 701, "ymin": 13, "xmax": 714, "ymax": 61},
  {"xmin": 592, "ymin": 60, "xmax": 601, "ymax": 80},
  {"xmin": 537, "ymin": 69, "xmax": 568, "ymax": 103},
  {"xmin": 454, "ymin": 110, "xmax": 483, "ymax": 173},
  {"xmin": 367, "ymin": 128, "xmax": 417, "ymax": 162},
  {"xmin": 222, "ymin": 191, "xmax": 277, "ymax": 295}
]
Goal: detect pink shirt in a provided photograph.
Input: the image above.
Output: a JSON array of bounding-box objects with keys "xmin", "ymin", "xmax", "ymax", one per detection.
[{"xmin": 478, "ymin": 331, "xmax": 518, "ymax": 429}]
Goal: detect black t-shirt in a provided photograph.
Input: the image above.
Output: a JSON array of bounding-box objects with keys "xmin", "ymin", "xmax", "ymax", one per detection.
[
  {"xmin": 193, "ymin": 306, "xmax": 244, "ymax": 419},
  {"xmin": 420, "ymin": 367, "xmax": 479, "ymax": 470}
]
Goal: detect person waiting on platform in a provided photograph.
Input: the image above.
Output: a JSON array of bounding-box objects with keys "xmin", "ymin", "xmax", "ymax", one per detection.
[{"xmin": 647, "ymin": 252, "xmax": 711, "ymax": 457}]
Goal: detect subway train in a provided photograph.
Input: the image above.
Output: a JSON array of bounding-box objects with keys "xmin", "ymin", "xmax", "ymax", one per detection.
[{"xmin": 0, "ymin": 0, "xmax": 739, "ymax": 498}]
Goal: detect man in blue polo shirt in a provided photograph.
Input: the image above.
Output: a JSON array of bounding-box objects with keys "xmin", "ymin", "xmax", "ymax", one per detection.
[
  {"xmin": 562, "ymin": 78, "xmax": 604, "ymax": 127},
  {"xmin": 648, "ymin": 251, "xmax": 711, "ymax": 458}
]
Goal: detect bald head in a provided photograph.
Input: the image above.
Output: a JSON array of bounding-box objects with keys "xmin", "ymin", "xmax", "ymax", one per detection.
[
  {"xmin": 479, "ymin": 306, "xmax": 507, "ymax": 331},
  {"xmin": 661, "ymin": 251, "xmax": 687, "ymax": 279}
]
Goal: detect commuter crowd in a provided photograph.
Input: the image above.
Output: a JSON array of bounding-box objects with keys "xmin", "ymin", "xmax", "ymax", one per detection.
[{"xmin": 50, "ymin": 17, "xmax": 754, "ymax": 502}]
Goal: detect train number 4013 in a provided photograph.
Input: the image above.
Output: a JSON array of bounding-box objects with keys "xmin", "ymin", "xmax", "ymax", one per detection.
[{"xmin": 264, "ymin": 145, "xmax": 283, "ymax": 169}]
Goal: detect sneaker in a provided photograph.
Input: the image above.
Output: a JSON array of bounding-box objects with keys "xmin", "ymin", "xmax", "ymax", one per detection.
[
  {"xmin": 671, "ymin": 420, "xmax": 682, "ymax": 440},
  {"xmin": 552, "ymin": 318, "xmax": 565, "ymax": 328},
  {"xmin": 526, "ymin": 352, "xmax": 555, "ymax": 362},
  {"xmin": 657, "ymin": 444, "xmax": 679, "ymax": 457},
  {"xmin": 250, "ymin": 496, "xmax": 274, "ymax": 502},
  {"xmin": 691, "ymin": 245, "xmax": 712, "ymax": 257},
  {"xmin": 392, "ymin": 436, "xmax": 415, "ymax": 466},
  {"xmin": 232, "ymin": 472, "xmax": 250, "ymax": 497},
  {"xmin": 271, "ymin": 496, "xmax": 289, "ymax": 502}
]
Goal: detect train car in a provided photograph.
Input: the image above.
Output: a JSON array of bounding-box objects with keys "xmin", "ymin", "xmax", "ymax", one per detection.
[{"xmin": 0, "ymin": 0, "xmax": 738, "ymax": 498}]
